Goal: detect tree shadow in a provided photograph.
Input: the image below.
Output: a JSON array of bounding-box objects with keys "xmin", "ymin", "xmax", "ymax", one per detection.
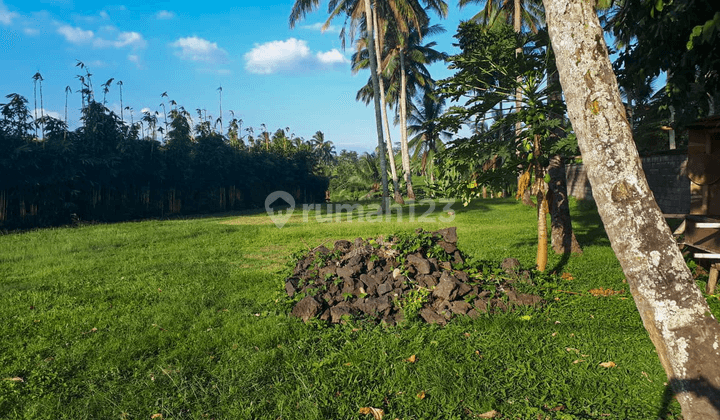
[{"xmin": 657, "ymin": 377, "xmax": 720, "ymax": 419}]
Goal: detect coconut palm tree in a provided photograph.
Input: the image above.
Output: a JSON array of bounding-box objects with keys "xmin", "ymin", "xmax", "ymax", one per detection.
[
  {"xmin": 64, "ymin": 86, "xmax": 72, "ymax": 126},
  {"xmin": 407, "ymin": 91, "xmax": 451, "ymax": 184},
  {"xmin": 352, "ymin": 36, "xmax": 404, "ymax": 204},
  {"xmin": 101, "ymin": 78, "xmax": 114, "ymax": 105},
  {"xmin": 290, "ymin": 0, "xmax": 393, "ymax": 211},
  {"xmin": 32, "ymin": 72, "xmax": 44, "ymax": 139},
  {"xmin": 383, "ymin": 21, "xmax": 446, "ymax": 199},
  {"xmin": 217, "ymin": 86, "xmax": 223, "ymax": 134},
  {"xmin": 116, "ymin": 80, "xmax": 124, "ymax": 123}
]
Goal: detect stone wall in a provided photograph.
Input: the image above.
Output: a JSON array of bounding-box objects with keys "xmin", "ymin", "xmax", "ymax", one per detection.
[{"xmin": 565, "ymin": 153, "xmax": 690, "ymax": 215}]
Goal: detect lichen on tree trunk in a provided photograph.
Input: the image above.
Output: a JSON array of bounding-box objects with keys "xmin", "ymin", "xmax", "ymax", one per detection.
[{"xmin": 543, "ymin": 0, "xmax": 720, "ymax": 417}]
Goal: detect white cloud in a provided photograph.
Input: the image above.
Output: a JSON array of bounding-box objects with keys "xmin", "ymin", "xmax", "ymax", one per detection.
[
  {"xmin": 140, "ymin": 107, "xmax": 152, "ymax": 114},
  {"xmin": 93, "ymin": 31, "xmax": 146, "ymax": 49},
  {"xmin": 244, "ymin": 38, "xmax": 348, "ymax": 75},
  {"xmin": 57, "ymin": 24, "xmax": 146, "ymax": 49},
  {"xmin": 23, "ymin": 27, "xmax": 39, "ymax": 36},
  {"xmin": 128, "ymin": 54, "xmax": 143, "ymax": 69},
  {"xmin": 301, "ymin": 22, "xmax": 340, "ymax": 33},
  {"xmin": 171, "ymin": 36, "xmax": 228, "ymax": 64},
  {"xmin": 58, "ymin": 25, "xmax": 94, "ymax": 43},
  {"xmin": 316, "ymin": 49, "xmax": 347, "ymax": 65},
  {"xmin": 156, "ymin": 10, "xmax": 175, "ymax": 20},
  {"xmin": 0, "ymin": 1, "xmax": 19, "ymax": 25}
]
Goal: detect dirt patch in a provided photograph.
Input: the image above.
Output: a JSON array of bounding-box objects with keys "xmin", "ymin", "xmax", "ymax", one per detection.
[{"xmin": 284, "ymin": 227, "xmax": 543, "ymax": 326}]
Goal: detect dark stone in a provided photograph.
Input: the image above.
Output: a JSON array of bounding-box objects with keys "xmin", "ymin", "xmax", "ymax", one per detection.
[
  {"xmin": 315, "ymin": 245, "xmax": 331, "ymax": 255},
  {"xmin": 285, "ymin": 280, "xmax": 298, "ymax": 298},
  {"xmin": 348, "ymin": 255, "xmax": 363, "ymax": 267},
  {"xmin": 450, "ymin": 300, "xmax": 472, "ymax": 315},
  {"xmin": 467, "ymin": 309, "xmax": 480, "ymax": 319},
  {"xmin": 319, "ymin": 309, "xmax": 330, "ymax": 321},
  {"xmin": 491, "ymin": 299, "xmax": 508, "ymax": 312},
  {"xmin": 376, "ymin": 281, "xmax": 393, "ymax": 296},
  {"xmin": 336, "ymin": 266, "xmax": 355, "ymax": 280},
  {"xmin": 353, "ymin": 237, "xmax": 364, "ymax": 248},
  {"xmin": 291, "ymin": 296, "xmax": 322, "ymax": 322},
  {"xmin": 342, "ymin": 278, "xmax": 355, "ymax": 295},
  {"xmin": 453, "ymin": 251, "xmax": 464, "ymax": 265},
  {"xmin": 454, "ymin": 280, "xmax": 472, "ymax": 297},
  {"xmin": 433, "ymin": 274, "xmax": 457, "ymax": 301},
  {"xmin": 319, "ymin": 266, "xmax": 337, "ymax": 280},
  {"xmin": 330, "ymin": 306, "xmax": 352, "ymax": 323},
  {"xmin": 334, "ymin": 240, "xmax": 352, "ymax": 252},
  {"xmin": 406, "ymin": 253, "xmax": 431, "ymax": 275},
  {"xmin": 473, "ymin": 298, "xmax": 488, "ymax": 313},
  {"xmin": 420, "ymin": 307, "xmax": 447, "ymax": 325},
  {"xmin": 516, "ymin": 293, "xmax": 543, "ymax": 306},
  {"xmin": 501, "ymin": 258, "xmax": 521, "ymax": 273},
  {"xmin": 432, "ymin": 299, "xmax": 450, "ymax": 313},
  {"xmin": 438, "ymin": 240, "xmax": 458, "ymax": 254},
  {"xmin": 454, "ymin": 271, "xmax": 470, "ymax": 283},
  {"xmin": 428, "ymin": 258, "xmax": 440, "ymax": 272},
  {"xmin": 417, "ymin": 275, "xmax": 437, "ymax": 289},
  {"xmin": 435, "ymin": 227, "xmax": 458, "ymax": 243}
]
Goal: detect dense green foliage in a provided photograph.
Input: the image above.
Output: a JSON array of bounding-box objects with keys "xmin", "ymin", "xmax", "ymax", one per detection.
[
  {"xmin": 3, "ymin": 199, "xmax": 715, "ymax": 418},
  {"xmin": 0, "ymin": 80, "xmax": 329, "ymax": 230}
]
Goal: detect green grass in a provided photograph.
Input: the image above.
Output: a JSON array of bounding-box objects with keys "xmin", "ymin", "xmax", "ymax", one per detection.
[{"xmin": 1, "ymin": 198, "xmax": 717, "ymax": 419}]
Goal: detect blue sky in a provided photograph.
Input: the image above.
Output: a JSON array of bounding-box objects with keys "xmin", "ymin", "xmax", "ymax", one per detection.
[{"xmin": 0, "ymin": 0, "xmax": 474, "ymax": 153}]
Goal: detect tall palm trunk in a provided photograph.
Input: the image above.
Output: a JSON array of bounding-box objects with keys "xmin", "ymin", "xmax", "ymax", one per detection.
[
  {"xmin": 365, "ymin": 0, "xmax": 390, "ymax": 212},
  {"xmin": 399, "ymin": 50, "xmax": 415, "ymax": 199},
  {"xmin": 373, "ymin": 10, "xmax": 404, "ymax": 205}
]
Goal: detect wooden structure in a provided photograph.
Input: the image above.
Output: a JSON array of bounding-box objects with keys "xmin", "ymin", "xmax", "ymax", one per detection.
[{"xmin": 676, "ymin": 116, "xmax": 720, "ymax": 294}]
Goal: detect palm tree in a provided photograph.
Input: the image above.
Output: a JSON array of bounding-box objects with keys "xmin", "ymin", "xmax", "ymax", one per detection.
[
  {"xmin": 117, "ymin": 80, "xmax": 124, "ymax": 123},
  {"xmin": 32, "ymin": 72, "xmax": 44, "ymax": 139},
  {"xmin": 352, "ymin": 36, "xmax": 404, "ymax": 204},
  {"xmin": 101, "ymin": 78, "xmax": 114, "ymax": 105},
  {"xmin": 290, "ymin": 0, "xmax": 391, "ymax": 211},
  {"xmin": 384, "ymin": 21, "xmax": 447, "ymax": 199},
  {"xmin": 64, "ymin": 86, "xmax": 72, "ymax": 126},
  {"xmin": 311, "ymin": 130, "xmax": 337, "ymax": 165},
  {"xmin": 217, "ymin": 86, "xmax": 223, "ymax": 134},
  {"xmin": 407, "ymin": 91, "xmax": 450, "ymax": 184}
]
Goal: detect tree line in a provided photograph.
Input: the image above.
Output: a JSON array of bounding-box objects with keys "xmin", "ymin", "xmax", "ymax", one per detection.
[{"xmin": 0, "ymin": 70, "xmax": 330, "ymax": 230}]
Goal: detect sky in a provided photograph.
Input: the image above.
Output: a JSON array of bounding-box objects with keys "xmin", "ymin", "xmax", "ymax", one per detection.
[{"xmin": 0, "ymin": 0, "xmax": 476, "ymax": 154}]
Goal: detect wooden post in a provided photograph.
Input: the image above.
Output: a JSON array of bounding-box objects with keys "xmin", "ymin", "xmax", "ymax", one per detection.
[{"xmin": 708, "ymin": 264, "xmax": 719, "ymax": 295}]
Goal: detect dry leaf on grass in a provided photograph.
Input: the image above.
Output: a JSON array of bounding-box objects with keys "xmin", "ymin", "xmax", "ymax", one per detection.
[
  {"xmin": 150, "ymin": 414, "xmax": 163, "ymax": 419},
  {"xmin": 3, "ymin": 377, "xmax": 24, "ymax": 382},
  {"xmin": 573, "ymin": 359, "xmax": 585, "ymax": 364},
  {"xmin": 588, "ymin": 288, "xmax": 625, "ymax": 297},
  {"xmin": 406, "ymin": 354, "xmax": 416, "ymax": 363},
  {"xmin": 599, "ymin": 361, "xmax": 617, "ymax": 368},
  {"xmin": 561, "ymin": 272, "xmax": 575, "ymax": 281},
  {"xmin": 416, "ymin": 390, "xmax": 426, "ymax": 399},
  {"xmin": 477, "ymin": 410, "xmax": 498, "ymax": 418},
  {"xmin": 359, "ymin": 407, "xmax": 384, "ymax": 419}
]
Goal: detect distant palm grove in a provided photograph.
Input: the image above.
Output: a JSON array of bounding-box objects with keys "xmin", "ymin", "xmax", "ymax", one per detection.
[{"xmin": 0, "ymin": 68, "xmax": 332, "ymax": 230}]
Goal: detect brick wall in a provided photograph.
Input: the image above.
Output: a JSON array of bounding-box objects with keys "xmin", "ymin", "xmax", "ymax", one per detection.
[{"xmin": 565, "ymin": 153, "xmax": 690, "ymax": 215}]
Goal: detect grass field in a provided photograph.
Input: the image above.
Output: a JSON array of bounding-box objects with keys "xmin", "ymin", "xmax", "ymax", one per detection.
[{"xmin": 1, "ymin": 198, "xmax": 718, "ymax": 419}]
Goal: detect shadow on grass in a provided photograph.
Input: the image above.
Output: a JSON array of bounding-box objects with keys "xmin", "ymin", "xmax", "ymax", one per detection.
[
  {"xmin": 569, "ymin": 199, "xmax": 611, "ymax": 247},
  {"xmin": 657, "ymin": 377, "xmax": 720, "ymax": 419}
]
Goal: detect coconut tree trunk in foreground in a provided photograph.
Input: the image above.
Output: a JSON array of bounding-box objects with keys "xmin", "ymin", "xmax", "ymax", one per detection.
[
  {"xmin": 399, "ymin": 50, "xmax": 416, "ymax": 200},
  {"xmin": 544, "ymin": 0, "xmax": 720, "ymax": 417},
  {"xmin": 364, "ymin": 0, "xmax": 390, "ymax": 211},
  {"xmin": 372, "ymin": 10, "xmax": 404, "ymax": 205}
]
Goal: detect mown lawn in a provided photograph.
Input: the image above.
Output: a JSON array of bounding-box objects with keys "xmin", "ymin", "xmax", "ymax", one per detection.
[{"xmin": 1, "ymin": 198, "xmax": 718, "ymax": 419}]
